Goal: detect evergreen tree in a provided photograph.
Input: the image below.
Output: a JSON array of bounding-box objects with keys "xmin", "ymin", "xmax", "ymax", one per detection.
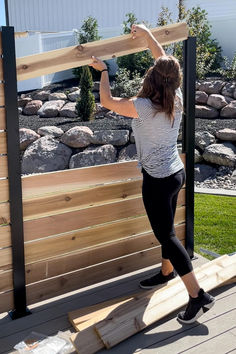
[{"xmin": 76, "ymin": 66, "xmax": 95, "ymax": 121}]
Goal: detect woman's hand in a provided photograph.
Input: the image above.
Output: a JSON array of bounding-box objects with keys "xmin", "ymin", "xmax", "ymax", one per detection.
[
  {"xmin": 131, "ymin": 24, "xmax": 151, "ymax": 40},
  {"xmin": 89, "ymin": 56, "xmax": 107, "ymax": 71}
]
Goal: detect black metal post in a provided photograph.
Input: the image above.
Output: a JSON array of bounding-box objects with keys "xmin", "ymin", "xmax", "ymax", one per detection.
[
  {"xmin": 1, "ymin": 26, "xmax": 30, "ymax": 319},
  {"xmin": 182, "ymin": 37, "xmax": 196, "ymax": 259}
]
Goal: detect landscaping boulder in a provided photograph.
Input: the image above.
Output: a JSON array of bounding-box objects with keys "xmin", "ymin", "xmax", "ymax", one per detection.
[
  {"xmin": 195, "ymin": 131, "xmax": 215, "ymax": 151},
  {"xmin": 59, "ymin": 102, "xmax": 77, "ymax": 118},
  {"xmin": 22, "ymin": 136, "xmax": 72, "ymax": 174},
  {"xmin": 91, "ymin": 130, "xmax": 129, "ymax": 146},
  {"xmin": 68, "ymin": 89, "xmax": 81, "ymax": 102},
  {"xmin": 19, "ymin": 128, "xmax": 40, "ymax": 150},
  {"xmin": 33, "ymin": 90, "xmax": 50, "ymax": 101},
  {"xmin": 37, "ymin": 126, "xmax": 64, "ymax": 138},
  {"xmin": 60, "ymin": 126, "xmax": 93, "ymax": 148},
  {"xmin": 203, "ymin": 142, "xmax": 236, "ymax": 167},
  {"xmin": 207, "ymin": 94, "xmax": 227, "ymax": 109},
  {"xmin": 220, "ymin": 101, "xmax": 236, "ymax": 118},
  {"xmin": 231, "ymin": 169, "xmax": 236, "ymax": 183},
  {"xmin": 48, "ymin": 92, "xmax": 67, "ymax": 101},
  {"xmin": 69, "ymin": 144, "xmax": 117, "ymax": 168},
  {"xmin": 194, "ymin": 164, "xmax": 217, "ymax": 182},
  {"xmin": 215, "ymin": 128, "xmax": 236, "ymax": 142},
  {"xmin": 197, "ymin": 80, "xmax": 225, "ymax": 94},
  {"xmin": 194, "ymin": 149, "xmax": 203, "ymax": 163},
  {"xmin": 67, "ymin": 86, "xmax": 79, "ymax": 93},
  {"xmin": 23, "ymin": 100, "xmax": 43, "ymax": 115},
  {"xmin": 95, "ymin": 103, "xmax": 110, "ymax": 118},
  {"xmin": 195, "ymin": 91, "xmax": 208, "ymax": 104},
  {"xmin": 38, "ymin": 100, "xmax": 65, "ymax": 117},
  {"xmin": 118, "ymin": 144, "xmax": 137, "ymax": 161},
  {"xmin": 18, "ymin": 107, "xmax": 23, "ymax": 115},
  {"xmin": 130, "ymin": 131, "xmax": 135, "ymax": 143},
  {"xmin": 195, "ymin": 105, "xmax": 219, "ymax": 118},
  {"xmin": 221, "ymin": 82, "xmax": 236, "ymax": 97},
  {"xmin": 18, "ymin": 97, "xmax": 32, "ymax": 108}
]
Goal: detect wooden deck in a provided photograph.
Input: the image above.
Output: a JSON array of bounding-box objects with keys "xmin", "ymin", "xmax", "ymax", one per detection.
[{"xmin": 0, "ymin": 253, "xmax": 235, "ymax": 354}]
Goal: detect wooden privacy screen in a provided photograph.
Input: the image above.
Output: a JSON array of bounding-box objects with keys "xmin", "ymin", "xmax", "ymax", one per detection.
[
  {"xmin": 0, "ymin": 32, "xmax": 13, "ymax": 313},
  {"xmin": 0, "ymin": 157, "xmax": 186, "ymax": 307}
]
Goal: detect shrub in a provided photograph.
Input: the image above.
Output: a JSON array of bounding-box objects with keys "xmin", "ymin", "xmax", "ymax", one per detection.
[
  {"xmin": 111, "ymin": 68, "xmax": 143, "ymax": 98},
  {"xmin": 76, "ymin": 66, "xmax": 95, "ymax": 121},
  {"xmin": 117, "ymin": 13, "xmax": 154, "ymax": 78},
  {"xmin": 215, "ymin": 53, "xmax": 236, "ymax": 80}
]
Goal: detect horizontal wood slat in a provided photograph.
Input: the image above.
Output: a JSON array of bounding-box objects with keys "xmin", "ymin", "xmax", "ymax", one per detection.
[
  {"xmin": 24, "ymin": 191, "xmax": 185, "ymax": 264},
  {"xmin": 0, "ymin": 246, "xmax": 12, "ymax": 270},
  {"xmin": 0, "ymin": 291, "xmax": 14, "ymax": 314},
  {"xmin": 0, "ymin": 83, "xmax": 4, "ymax": 106},
  {"xmin": 26, "ymin": 246, "xmax": 164, "ymax": 306},
  {"xmin": 0, "ymin": 131, "xmax": 7, "ymax": 154},
  {"xmin": 0, "ymin": 225, "xmax": 11, "ymax": 248},
  {"xmin": 0, "ymin": 201, "xmax": 10, "ymax": 225},
  {"xmin": 16, "ymin": 23, "xmax": 188, "ymax": 81},
  {"xmin": 0, "ymin": 58, "xmax": 3, "ymax": 81},
  {"xmin": 0, "ymin": 107, "xmax": 6, "ymax": 130},
  {"xmin": 0, "ymin": 179, "xmax": 9, "ymax": 203},
  {"xmin": 0, "ymin": 155, "xmax": 8, "ymax": 178}
]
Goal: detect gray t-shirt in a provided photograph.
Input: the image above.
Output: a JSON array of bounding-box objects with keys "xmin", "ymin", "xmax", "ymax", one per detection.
[{"xmin": 132, "ymin": 87, "xmax": 184, "ymax": 178}]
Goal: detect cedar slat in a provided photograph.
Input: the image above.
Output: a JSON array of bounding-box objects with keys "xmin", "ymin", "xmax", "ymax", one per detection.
[
  {"xmin": 0, "ymin": 58, "xmax": 3, "ymax": 81},
  {"xmin": 0, "ymin": 291, "xmax": 14, "ymax": 314},
  {"xmin": 0, "ymin": 155, "xmax": 8, "ymax": 178},
  {"xmin": 0, "ymin": 83, "xmax": 4, "ymax": 106},
  {"xmin": 0, "ymin": 246, "xmax": 12, "ymax": 269},
  {"xmin": 0, "ymin": 201, "xmax": 10, "ymax": 225},
  {"xmin": 0, "ymin": 225, "xmax": 11, "ymax": 248},
  {"xmin": 17, "ymin": 23, "xmax": 188, "ymax": 81},
  {"xmin": 0, "ymin": 269, "xmax": 13, "ymax": 292},
  {"xmin": 26, "ymin": 247, "xmax": 163, "ymax": 306},
  {"xmin": 0, "ymin": 107, "xmax": 6, "ymax": 130},
  {"xmin": 0, "ymin": 131, "xmax": 7, "ymax": 154},
  {"xmin": 23, "ymin": 196, "xmax": 185, "ymax": 241},
  {"xmin": 0, "ymin": 179, "xmax": 9, "ymax": 203}
]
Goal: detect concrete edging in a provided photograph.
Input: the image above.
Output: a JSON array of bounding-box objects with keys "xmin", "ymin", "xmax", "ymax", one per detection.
[{"xmin": 194, "ymin": 187, "xmax": 236, "ymax": 197}]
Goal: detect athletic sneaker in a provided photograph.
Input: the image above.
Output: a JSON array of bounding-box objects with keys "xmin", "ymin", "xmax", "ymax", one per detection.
[
  {"xmin": 177, "ymin": 288, "xmax": 215, "ymax": 324},
  {"xmin": 139, "ymin": 270, "xmax": 176, "ymax": 289}
]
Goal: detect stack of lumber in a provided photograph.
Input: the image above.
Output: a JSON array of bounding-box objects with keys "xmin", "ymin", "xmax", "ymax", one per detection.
[{"xmin": 69, "ymin": 254, "xmax": 236, "ymax": 354}]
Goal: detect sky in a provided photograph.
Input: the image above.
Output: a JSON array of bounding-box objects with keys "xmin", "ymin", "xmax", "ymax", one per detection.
[{"xmin": 0, "ymin": 0, "xmax": 6, "ymax": 26}]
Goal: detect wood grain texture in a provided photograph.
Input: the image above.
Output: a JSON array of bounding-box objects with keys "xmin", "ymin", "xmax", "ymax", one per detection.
[
  {"xmin": 17, "ymin": 23, "xmax": 188, "ymax": 81},
  {"xmin": 0, "ymin": 131, "xmax": 7, "ymax": 154},
  {"xmin": 0, "ymin": 225, "xmax": 11, "ymax": 248},
  {"xmin": 0, "ymin": 268, "xmax": 13, "ymax": 292},
  {"xmin": 0, "ymin": 179, "xmax": 9, "ymax": 203},
  {"xmin": 0, "ymin": 107, "xmax": 6, "ymax": 130},
  {"xmin": 0, "ymin": 246, "xmax": 12, "ymax": 270},
  {"xmin": 0, "ymin": 58, "xmax": 3, "ymax": 81},
  {"xmin": 0, "ymin": 201, "xmax": 10, "ymax": 225},
  {"xmin": 0, "ymin": 83, "xmax": 4, "ymax": 106},
  {"xmin": 0, "ymin": 291, "xmax": 14, "ymax": 314},
  {"xmin": 0, "ymin": 155, "xmax": 8, "ymax": 178}
]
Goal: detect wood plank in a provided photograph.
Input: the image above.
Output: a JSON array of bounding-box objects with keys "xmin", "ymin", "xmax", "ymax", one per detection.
[
  {"xmin": 0, "ymin": 291, "xmax": 14, "ymax": 314},
  {"xmin": 0, "ymin": 83, "xmax": 4, "ymax": 106},
  {"xmin": 26, "ymin": 247, "xmax": 163, "ymax": 306},
  {"xmin": 0, "ymin": 268, "xmax": 13, "ymax": 292},
  {"xmin": 0, "ymin": 246, "xmax": 12, "ymax": 269},
  {"xmin": 0, "ymin": 178, "xmax": 9, "ymax": 203},
  {"xmin": 94, "ymin": 255, "xmax": 236, "ymax": 350},
  {"xmin": 0, "ymin": 57, "xmax": 3, "ymax": 81},
  {"xmin": 0, "ymin": 155, "xmax": 8, "ymax": 178},
  {"xmin": 0, "ymin": 225, "xmax": 11, "ymax": 248},
  {"xmin": 0, "ymin": 131, "xmax": 7, "ymax": 154},
  {"xmin": 0, "ymin": 107, "xmax": 6, "ymax": 130},
  {"xmin": 23, "ymin": 196, "xmax": 185, "ymax": 241},
  {"xmin": 0, "ymin": 201, "xmax": 10, "ymax": 225},
  {"xmin": 16, "ymin": 23, "xmax": 188, "ymax": 81}
]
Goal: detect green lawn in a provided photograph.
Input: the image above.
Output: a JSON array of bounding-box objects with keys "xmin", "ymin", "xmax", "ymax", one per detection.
[{"xmin": 194, "ymin": 194, "xmax": 236, "ymax": 259}]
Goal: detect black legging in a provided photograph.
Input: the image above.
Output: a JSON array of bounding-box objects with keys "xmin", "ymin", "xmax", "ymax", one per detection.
[{"xmin": 142, "ymin": 167, "xmax": 193, "ymax": 276}]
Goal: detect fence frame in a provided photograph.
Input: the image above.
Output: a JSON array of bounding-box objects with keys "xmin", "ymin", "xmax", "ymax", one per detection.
[{"xmin": 0, "ymin": 25, "xmax": 196, "ymax": 319}]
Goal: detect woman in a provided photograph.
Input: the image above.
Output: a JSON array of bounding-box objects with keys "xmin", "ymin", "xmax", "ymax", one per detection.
[{"xmin": 89, "ymin": 23, "xmax": 215, "ymax": 324}]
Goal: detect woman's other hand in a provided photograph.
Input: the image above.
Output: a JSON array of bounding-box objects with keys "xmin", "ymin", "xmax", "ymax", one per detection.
[
  {"xmin": 89, "ymin": 56, "xmax": 107, "ymax": 71},
  {"xmin": 131, "ymin": 24, "xmax": 151, "ymax": 40}
]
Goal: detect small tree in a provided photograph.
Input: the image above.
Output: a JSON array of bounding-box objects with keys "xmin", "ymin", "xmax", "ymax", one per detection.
[
  {"xmin": 76, "ymin": 66, "xmax": 95, "ymax": 121},
  {"xmin": 117, "ymin": 13, "xmax": 154, "ymax": 78}
]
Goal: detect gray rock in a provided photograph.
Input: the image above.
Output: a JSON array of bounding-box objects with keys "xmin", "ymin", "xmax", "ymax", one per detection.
[
  {"xmin": 221, "ymin": 82, "xmax": 236, "ymax": 97},
  {"xmin": 23, "ymin": 100, "xmax": 43, "ymax": 115},
  {"xmin": 220, "ymin": 101, "xmax": 236, "ymax": 118},
  {"xmin": 19, "ymin": 128, "xmax": 40, "ymax": 150},
  {"xmin": 197, "ymin": 80, "xmax": 225, "ymax": 94},
  {"xmin": 195, "ymin": 131, "xmax": 215, "ymax": 151},
  {"xmin": 95, "ymin": 103, "xmax": 110, "ymax": 118},
  {"xmin": 194, "ymin": 149, "xmax": 203, "ymax": 163},
  {"xmin": 22, "ymin": 136, "xmax": 72, "ymax": 174},
  {"xmin": 194, "ymin": 163, "xmax": 217, "ymax": 182},
  {"xmin": 18, "ymin": 97, "xmax": 32, "ymax": 108},
  {"xmin": 215, "ymin": 128, "xmax": 236, "ymax": 141},
  {"xmin": 195, "ymin": 91, "xmax": 208, "ymax": 104},
  {"xmin": 118, "ymin": 144, "xmax": 137, "ymax": 161},
  {"xmin": 67, "ymin": 87, "xmax": 79, "ymax": 93},
  {"xmin": 93, "ymin": 81, "xmax": 100, "ymax": 92},
  {"xmin": 38, "ymin": 100, "xmax": 65, "ymax": 117},
  {"xmin": 69, "ymin": 144, "xmax": 117, "ymax": 168},
  {"xmin": 130, "ymin": 131, "xmax": 135, "ymax": 143},
  {"xmin": 37, "ymin": 126, "xmax": 64, "ymax": 137},
  {"xmin": 48, "ymin": 92, "xmax": 67, "ymax": 101},
  {"xmin": 195, "ymin": 105, "xmax": 219, "ymax": 118},
  {"xmin": 59, "ymin": 102, "xmax": 78, "ymax": 118},
  {"xmin": 33, "ymin": 90, "xmax": 50, "ymax": 101},
  {"xmin": 234, "ymin": 89, "xmax": 236, "ymax": 100},
  {"xmin": 231, "ymin": 169, "xmax": 236, "ymax": 183},
  {"xmin": 225, "ymin": 96, "xmax": 234, "ymax": 104},
  {"xmin": 68, "ymin": 89, "xmax": 81, "ymax": 102},
  {"xmin": 18, "ymin": 107, "xmax": 23, "ymax": 115},
  {"xmin": 60, "ymin": 126, "xmax": 93, "ymax": 148},
  {"xmin": 207, "ymin": 94, "xmax": 227, "ymax": 109},
  {"xmin": 203, "ymin": 142, "xmax": 236, "ymax": 167},
  {"xmin": 91, "ymin": 130, "xmax": 129, "ymax": 146}
]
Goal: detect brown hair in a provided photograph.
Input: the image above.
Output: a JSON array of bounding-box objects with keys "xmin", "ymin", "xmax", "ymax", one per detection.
[{"xmin": 137, "ymin": 55, "xmax": 182, "ymax": 124}]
